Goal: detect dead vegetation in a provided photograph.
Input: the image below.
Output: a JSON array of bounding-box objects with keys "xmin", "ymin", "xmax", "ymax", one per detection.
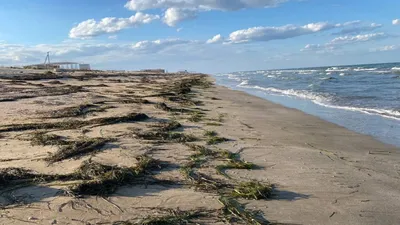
[
  {"xmin": 135, "ymin": 131, "xmax": 198, "ymax": 143},
  {"xmin": 180, "ymin": 166, "xmax": 231, "ymax": 193},
  {"xmin": 118, "ymin": 98, "xmax": 151, "ymax": 104},
  {"xmin": 0, "ymin": 72, "xmax": 69, "ymax": 81},
  {"xmin": 0, "ymin": 85, "xmax": 86, "ymax": 102},
  {"xmin": 0, "ymin": 167, "xmax": 73, "ymax": 188},
  {"xmin": 206, "ymin": 136, "xmax": 229, "ymax": 145},
  {"xmin": 69, "ymin": 155, "xmax": 159, "ymax": 196},
  {"xmin": 42, "ymin": 103, "xmax": 112, "ymax": 118},
  {"xmin": 0, "ymin": 113, "xmax": 149, "ymax": 133},
  {"xmin": 232, "ymin": 181, "xmax": 273, "ymax": 200},
  {"xmin": 216, "ymin": 160, "xmax": 257, "ymax": 178},
  {"xmin": 30, "ymin": 132, "xmax": 68, "ymax": 146},
  {"xmin": 0, "ymin": 72, "xmax": 280, "ymax": 224},
  {"xmin": 135, "ymin": 120, "xmax": 197, "ymax": 143},
  {"xmin": 155, "ymin": 102, "xmax": 191, "ymax": 113},
  {"xmin": 188, "ymin": 111, "xmax": 205, "ymax": 122},
  {"xmin": 115, "ymin": 209, "xmax": 209, "ymax": 225},
  {"xmin": 45, "ymin": 137, "xmax": 112, "ymax": 163},
  {"xmin": 219, "ymin": 197, "xmax": 269, "ymax": 225}
]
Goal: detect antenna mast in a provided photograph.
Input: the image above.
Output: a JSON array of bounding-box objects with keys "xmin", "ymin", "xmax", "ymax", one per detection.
[{"xmin": 43, "ymin": 52, "xmax": 51, "ymax": 68}]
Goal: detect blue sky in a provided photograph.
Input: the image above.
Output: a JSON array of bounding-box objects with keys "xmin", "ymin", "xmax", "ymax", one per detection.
[{"xmin": 0, "ymin": 0, "xmax": 400, "ymax": 73}]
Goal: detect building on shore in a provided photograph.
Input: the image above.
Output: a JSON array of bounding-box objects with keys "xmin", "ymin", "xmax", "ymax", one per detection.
[
  {"xmin": 141, "ymin": 69, "xmax": 166, "ymax": 73},
  {"xmin": 24, "ymin": 62, "xmax": 91, "ymax": 71}
]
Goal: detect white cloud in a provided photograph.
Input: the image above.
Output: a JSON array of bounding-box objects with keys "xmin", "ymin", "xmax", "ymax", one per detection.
[
  {"xmin": 125, "ymin": 0, "xmax": 287, "ymax": 11},
  {"xmin": 0, "ymin": 42, "xmax": 132, "ymax": 65},
  {"xmin": 108, "ymin": 35, "xmax": 118, "ymax": 39},
  {"xmin": 393, "ymin": 19, "xmax": 400, "ymax": 25},
  {"xmin": 302, "ymin": 33, "xmax": 389, "ymax": 52},
  {"xmin": 132, "ymin": 39, "xmax": 199, "ymax": 53},
  {"xmin": 333, "ymin": 22, "xmax": 382, "ymax": 35},
  {"xmin": 329, "ymin": 33, "xmax": 388, "ymax": 45},
  {"xmin": 227, "ymin": 22, "xmax": 338, "ymax": 44},
  {"xmin": 370, "ymin": 45, "xmax": 399, "ymax": 52},
  {"xmin": 206, "ymin": 34, "xmax": 223, "ymax": 44},
  {"xmin": 69, "ymin": 12, "xmax": 159, "ymax": 39},
  {"xmin": 163, "ymin": 8, "xmax": 197, "ymax": 27},
  {"xmin": 125, "ymin": 0, "xmax": 288, "ymax": 25}
]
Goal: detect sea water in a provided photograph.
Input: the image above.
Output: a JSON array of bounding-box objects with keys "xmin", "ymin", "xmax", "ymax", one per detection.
[{"xmin": 214, "ymin": 62, "xmax": 400, "ymax": 147}]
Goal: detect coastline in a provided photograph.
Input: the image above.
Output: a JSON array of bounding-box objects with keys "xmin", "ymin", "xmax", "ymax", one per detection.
[
  {"xmin": 213, "ymin": 69, "xmax": 400, "ymax": 148},
  {"xmin": 0, "ymin": 70, "xmax": 399, "ymax": 224}
]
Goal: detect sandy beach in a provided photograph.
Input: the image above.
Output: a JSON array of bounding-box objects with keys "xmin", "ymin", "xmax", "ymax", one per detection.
[{"xmin": 0, "ymin": 69, "xmax": 399, "ymax": 225}]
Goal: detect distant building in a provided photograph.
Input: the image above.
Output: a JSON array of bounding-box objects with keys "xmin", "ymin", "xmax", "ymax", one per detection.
[
  {"xmin": 24, "ymin": 62, "xmax": 91, "ymax": 71},
  {"xmin": 141, "ymin": 69, "xmax": 165, "ymax": 73},
  {"xmin": 177, "ymin": 70, "xmax": 189, "ymax": 74}
]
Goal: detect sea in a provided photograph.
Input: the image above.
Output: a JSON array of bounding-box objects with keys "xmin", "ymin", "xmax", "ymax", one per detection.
[{"xmin": 214, "ymin": 62, "xmax": 400, "ymax": 147}]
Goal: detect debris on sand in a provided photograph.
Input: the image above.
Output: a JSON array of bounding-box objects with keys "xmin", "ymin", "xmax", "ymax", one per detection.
[
  {"xmin": 45, "ymin": 137, "xmax": 112, "ymax": 163},
  {"xmin": 0, "ymin": 113, "xmax": 149, "ymax": 133},
  {"xmin": 69, "ymin": 155, "xmax": 159, "ymax": 196}
]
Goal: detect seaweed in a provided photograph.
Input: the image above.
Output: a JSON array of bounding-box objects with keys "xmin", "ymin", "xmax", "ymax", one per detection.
[
  {"xmin": 69, "ymin": 155, "xmax": 158, "ymax": 196},
  {"xmin": 180, "ymin": 166, "xmax": 229, "ymax": 193},
  {"xmin": 218, "ymin": 197, "xmax": 269, "ymax": 225},
  {"xmin": 206, "ymin": 136, "xmax": 229, "ymax": 145},
  {"xmin": 43, "ymin": 103, "xmax": 111, "ymax": 118},
  {"xmin": 135, "ymin": 131, "xmax": 197, "ymax": 143},
  {"xmin": 152, "ymin": 121, "xmax": 182, "ymax": 132},
  {"xmin": 231, "ymin": 181, "xmax": 273, "ymax": 200},
  {"xmin": 155, "ymin": 102, "xmax": 191, "ymax": 113},
  {"xmin": 204, "ymin": 130, "xmax": 218, "ymax": 137},
  {"xmin": 0, "ymin": 113, "xmax": 149, "ymax": 133},
  {"xmin": 0, "ymin": 168, "xmax": 74, "ymax": 188},
  {"xmin": 205, "ymin": 122, "xmax": 223, "ymax": 126},
  {"xmin": 216, "ymin": 160, "xmax": 257, "ymax": 178},
  {"xmin": 45, "ymin": 137, "xmax": 111, "ymax": 163},
  {"xmin": 188, "ymin": 112, "xmax": 204, "ymax": 122},
  {"xmin": 114, "ymin": 209, "xmax": 207, "ymax": 225}
]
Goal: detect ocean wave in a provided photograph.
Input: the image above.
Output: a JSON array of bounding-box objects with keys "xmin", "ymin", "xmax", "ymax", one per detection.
[
  {"xmin": 391, "ymin": 67, "xmax": 400, "ymax": 71},
  {"xmin": 227, "ymin": 74, "xmax": 242, "ymax": 81},
  {"xmin": 326, "ymin": 67, "xmax": 351, "ymax": 72},
  {"xmin": 367, "ymin": 70, "xmax": 391, "ymax": 74},
  {"xmin": 313, "ymin": 102, "xmax": 400, "ymax": 121},
  {"xmin": 239, "ymin": 80, "xmax": 249, "ymax": 86},
  {"xmin": 239, "ymin": 84, "xmax": 400, "ymax": 121},
  {"xmin": 353, "ymin": 67, "xmax": 377, "ymax": 71},
  {"xmin": 239, "ymin": 84, "xmax": 329, "ymax": 102}
]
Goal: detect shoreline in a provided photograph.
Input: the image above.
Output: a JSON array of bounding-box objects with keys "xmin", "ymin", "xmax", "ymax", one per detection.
[
  {"xmin": 208, "ymin": 84, "xmax": 400, "ymax": 224},
  {"xmin": 215, "ymin": 83, "xmax": 400, "ymax": 149},
  {"xmin": 0, "ymin": 70, "xmax": 399, "ymax": 224},
  {"xmin": 214, "ymin": 77, "xmax": 400, "ymax": 148}
]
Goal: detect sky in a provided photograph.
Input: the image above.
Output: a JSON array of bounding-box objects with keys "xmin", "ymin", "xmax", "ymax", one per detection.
[{"xmin": 0, "ymin": 0, "xmax": 400, "ymax": 73}]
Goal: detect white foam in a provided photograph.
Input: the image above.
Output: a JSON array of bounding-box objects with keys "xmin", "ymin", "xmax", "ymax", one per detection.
[
  {"xmin": 392, "ymin": 67, "xmax": 400, "ymax": 71},
  {"xmin": 326, "ymin": 67, "xmax": 351, "ymax": 72},
  {"xmin": 239, "ymin": 84, "xmax": 400, "ymax": 121},
  {"xmin": 239, "ymin": 85, "xmax": 328, "ymax": 103},
  {"xmin": 313, "ymin": 101, "xmax": 400, "ymax": 121},
  {"xmin": 354, "ymin": 67, "xmax": 377, "ymax": 71},
  {"xmin": 238, "ymin": 80, "xmax": 249, "ymax": 86},
  {"xmin": 226, "ymin": 74, "xmax": 242, "ymax": 81}
]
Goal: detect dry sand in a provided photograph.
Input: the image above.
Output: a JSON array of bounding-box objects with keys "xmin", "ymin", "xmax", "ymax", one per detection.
[{"xmin": 0, "ymin": 69, "xmax": 399, "ymax": 224}]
